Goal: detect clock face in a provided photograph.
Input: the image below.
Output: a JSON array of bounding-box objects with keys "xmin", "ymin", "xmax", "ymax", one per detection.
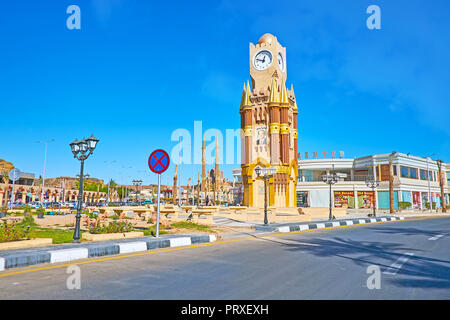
[
  {"xmin": 277, "ymin": 52, "xmax": 285, "ymax": 72},
  {"xmin": 253, "ymin": 50, "xmax": 272, "ymax": 71}
]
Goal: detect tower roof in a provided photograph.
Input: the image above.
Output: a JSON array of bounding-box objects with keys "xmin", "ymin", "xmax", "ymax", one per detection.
[{"xmin": 258, "ymin": 33, "xmax": 275, "ymax": 45}]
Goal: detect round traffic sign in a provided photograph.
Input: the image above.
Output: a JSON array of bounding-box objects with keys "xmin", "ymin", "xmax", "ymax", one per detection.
[
  {"xmin": 9, "ymin": 168, "xmax": 21, "ymax": 182},
  {"xmin": 148, "ymin": 149, "xmax": 170, "ymax": 174}
]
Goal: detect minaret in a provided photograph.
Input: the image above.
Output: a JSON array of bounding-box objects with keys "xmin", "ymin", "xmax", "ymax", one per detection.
[
  {"xmin": 201, "ymin": 136, "xmax": 206, "ymax": 205},
  {"xmin": 197, "ymin": 173, "xmax": 200, "ymax": 206},
  {"xmin": 173, "ymin": 164, "xmax": 178, "ymax": 205},
  {"xmin": 214, "ymin": 135, "xmax": 219, "ymax": 203}
]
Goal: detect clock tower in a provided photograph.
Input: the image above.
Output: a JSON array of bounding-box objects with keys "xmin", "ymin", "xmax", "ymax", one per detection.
[{"xmin": 240, "ymin": 33, "xmax": 298, "ymax": 208}]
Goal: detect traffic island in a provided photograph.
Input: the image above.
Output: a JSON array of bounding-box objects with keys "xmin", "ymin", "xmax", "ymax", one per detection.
[
  {"xmin": 0, "ymin": 234, "xmax": 217, "ymax": 271},
  {"xmin": 255, "ymin": 216, "xmax": 405, "ymax": 233}
]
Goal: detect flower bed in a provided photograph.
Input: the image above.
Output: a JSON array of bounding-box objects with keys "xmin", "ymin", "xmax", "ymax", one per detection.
[
  {"xmin": 0, "ymin": 220, "xmax": 30, "ymax": 243},
  {"xmin": 88, "ymin": 220, "xmax": 135, "ymax": 234}
]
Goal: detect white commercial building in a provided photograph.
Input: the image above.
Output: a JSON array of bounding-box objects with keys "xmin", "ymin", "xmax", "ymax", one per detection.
[{"xmin": 297, "ymin": 153, "xmax": 449, "ymax": 210}]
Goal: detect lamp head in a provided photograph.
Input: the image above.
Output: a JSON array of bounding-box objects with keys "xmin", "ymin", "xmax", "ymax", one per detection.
[
  {"xmin": 70, "ymin": 139, "xmax": 80, "ymax": 156},
  {"xmin": 86, "ymin": 135, "xmax": 99, "ymax": 151},
  {"xmin": 255, "ymin": 166, "xmax": 262, "ymax": 177}
]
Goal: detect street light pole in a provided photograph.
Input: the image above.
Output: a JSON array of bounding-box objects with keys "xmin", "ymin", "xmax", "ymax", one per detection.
[
  {"xmin": 255, "ymin": 166, "xmax": 276, "ymax": 226},
  {"xmin": 132, "ymin": 179, "xmax": 142, "ymax": 205},
  {"xmin": 70, "ymin": 135, "xmax": 99, "ymax": 243},
  {"xmin": 366, "ymin": 176, "xmax": 380, "ymax": 217},
  {"xmin": 322, "ymin": 171, "xmax": 339, "ymax": 220}
]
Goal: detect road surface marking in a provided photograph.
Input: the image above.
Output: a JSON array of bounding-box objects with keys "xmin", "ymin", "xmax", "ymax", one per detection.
[
  {"xmin": 383, "ymin": 253, "xmax": 414, "ymax": 275},
  {"xmin": 0, "ymin": 217, "xmax": 412, "ymax": 278},
  {"xmin": 428, "ymin": 234, "xmax": 444, "ymax": 241},
  {"xmin": 270, "ymin": 238, "xmax": 320, "ymax": 246}
]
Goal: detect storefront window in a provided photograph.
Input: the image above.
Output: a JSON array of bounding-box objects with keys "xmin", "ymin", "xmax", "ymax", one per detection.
[
  {"xmin": 297, "ymin": 191, "xmax": 309, "ymax": 207},
  {"xmin": 334, "ymin": 191, "xmax": 355, "ymax": 208}
]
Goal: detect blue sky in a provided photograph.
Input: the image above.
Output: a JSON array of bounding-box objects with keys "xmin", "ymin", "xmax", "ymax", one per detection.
[{"xmin": 1, "ymin": 0, "xmax": 449, "ymax": 186}]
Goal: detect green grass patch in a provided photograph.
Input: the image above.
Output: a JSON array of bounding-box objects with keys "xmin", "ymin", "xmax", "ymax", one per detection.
[
  {"xmin": 27, "ymin": 227, "xmax": 79, "ymax": 244},
  {"xmin": 170, "ymin": 221, "xmax": 214, "ymax": 232},
  {"xmin": 142, "ymin": 225, "xmax": 168, "ymax": 236}
]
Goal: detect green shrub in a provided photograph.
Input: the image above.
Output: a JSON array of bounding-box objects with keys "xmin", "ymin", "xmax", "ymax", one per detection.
[
  {"xmin": 425, "ymin": 202, "xmax": 437, "ymax": 209},
  {"xmin": 398, "ymin": 202, "xmax": 411, "ymax": 210},
  {"xmin": 20, "ymin": 215, "xmax": 37, "ymax": 227},
  {"xmin": 23, "ymin": 205, "xmax": 33, "ymax": 214}
]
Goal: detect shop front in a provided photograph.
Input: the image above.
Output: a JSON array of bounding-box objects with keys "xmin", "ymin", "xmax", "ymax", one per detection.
[
  {"xmin": 334, "ymin": 191, "xmax": 355, "ymax": 208},
  {"xmin": 358, "ymin": 191, "xmax": 375, "ymax": 209},
  {"xmin": 297, "ymin": 191, "xmax": 309, "ymax": 207}
]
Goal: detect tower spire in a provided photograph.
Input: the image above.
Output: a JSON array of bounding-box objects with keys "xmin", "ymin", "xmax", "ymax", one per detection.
[
  {"xmin": 243, "ymin": 81, "xmax": 252, "ymax": 107},
  {"xmin": 269, "ymin": 75, "xmax": 280, "ymax": 106},
  {"xmin": 280, "ymin": 79, "xmax": 289, "ymax": 106},
  {"xmin": 239, "ymin": 83, "xmax": 246, "ymax": 110}
]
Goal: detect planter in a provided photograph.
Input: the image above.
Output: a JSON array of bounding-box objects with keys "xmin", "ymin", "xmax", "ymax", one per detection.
[
  {"xmin": 37, "ymin": 212, "xmax": 45, "ymax": 219},
  {"xmin": 0, "ymin": 212, "xmax": 6, "ymax": 218},
  {"xmin": 81, "ymin": 231, "xmax": 144, "ymax": 241},
  {"xmin": 0, "ymin": 238, "xmax": 53, "ymax": 250}
]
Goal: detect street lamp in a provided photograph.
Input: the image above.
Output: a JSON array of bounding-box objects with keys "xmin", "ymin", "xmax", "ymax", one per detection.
[
  {"xmin": 132, "ymin": 179, "xmax": 143, "ymax": 205},
  {"xmin": 255, "ymin": 166, "xmax": 277, "ymax": 225},
  {"xmin": 423, "ymin": 154, "xmax": 436, "ymax": 212},
  {"xmin": 365, "ymin": 176, "xmax": 380, "ymax": 217},
  {"xmin": 70, "ymin": 135, "xmax": 99, "ymax": 243},
  {"xmin": 322, "ymin": 171, "xmax": 339, "ymax": 220}
]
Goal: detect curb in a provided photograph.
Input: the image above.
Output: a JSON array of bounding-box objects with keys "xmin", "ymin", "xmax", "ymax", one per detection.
[
  {"xmin": 255, "ymin": 216, "xmax": 405, "ymax": 233},
  {"xmin": 0, "ymin": 234, "xmax": 217, "ymax": 272}
]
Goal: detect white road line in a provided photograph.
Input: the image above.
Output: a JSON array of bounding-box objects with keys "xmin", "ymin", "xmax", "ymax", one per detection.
[
  {"xmin": 428, "ymin": 234, "xmax": 445, "ymax": 241},
  {"xmin": 272, "ymin": 238, "xmax": 320, "ymax": 246},
  {"xmin": 383, "ymin": 253, "xmax": 414, "ymax": 275}
]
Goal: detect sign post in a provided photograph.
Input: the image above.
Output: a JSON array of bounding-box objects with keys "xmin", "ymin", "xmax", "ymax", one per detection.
[
  {"xmin": 8, "ymin": 168, "xmax": 21, "ymax": 209},
  {"xmin": 148, "ymin": 149, "xmax": 170, "ymax": 238}
]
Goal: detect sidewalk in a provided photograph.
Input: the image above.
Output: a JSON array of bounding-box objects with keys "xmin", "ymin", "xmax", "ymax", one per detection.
[{"xmin": 0, "ymin": 233, "xmax": 217, "ymax": 272}]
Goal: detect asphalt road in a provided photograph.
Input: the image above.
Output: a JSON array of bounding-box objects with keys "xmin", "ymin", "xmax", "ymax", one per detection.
[{"xmin": 0, "ymin": 217, "xmax": 449, "ymax": 299}]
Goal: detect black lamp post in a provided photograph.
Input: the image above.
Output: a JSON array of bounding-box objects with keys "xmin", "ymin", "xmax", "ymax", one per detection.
[
  {"xmin": 255, "ymin": 166, "xmax": 276, "ymax": 225},
  {"xmin": 322, "ymin": 171, "xmax": 339, "ymax": 220},
  {"xmin": 132, "ymin": 179, "xmax": 142, "ymax": 205},
  {"xmin": 70, "ymin": 135, "xmax": 99, "ymax": 243},
  {"xmin": 365, "ymin": 176, "xmax": 380, "ymax": 217}
]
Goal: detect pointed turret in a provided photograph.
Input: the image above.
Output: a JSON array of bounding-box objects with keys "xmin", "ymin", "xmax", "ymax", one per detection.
[
  {"xmin": 280, "ymin": 79, "xmax": 289, "ymax": 106},
  {"xmin": 239, "ymin": 83, "xmax": 246, "ymax": 110},
  {"xmin": 269, "ymin": 76, "xmax": 280, "ymax": 106},
  {"xmin": 243, "ymin": 81, "xmax": 252, "ymax": 107},
  {"xmin": 290, "ymin": 84, "xmax": 298, "ymax": 113}
]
